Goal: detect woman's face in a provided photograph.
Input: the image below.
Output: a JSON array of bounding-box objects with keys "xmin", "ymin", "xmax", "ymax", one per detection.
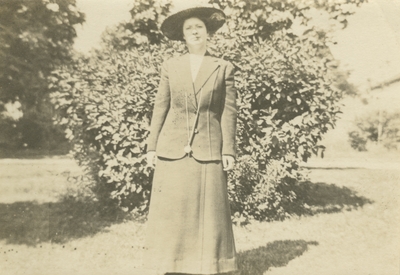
[{"xmin": 182, "ymin": 17, "xmax": 208, "ymax": 47}]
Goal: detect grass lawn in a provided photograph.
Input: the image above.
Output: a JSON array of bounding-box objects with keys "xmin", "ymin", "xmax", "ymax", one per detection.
[{"xmin": 0, "ymin": 156, "xmax": 398, "ymax": 275}]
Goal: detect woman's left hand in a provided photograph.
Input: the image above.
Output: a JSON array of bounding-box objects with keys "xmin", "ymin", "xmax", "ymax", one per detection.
[{"xmin": 222, "ymin": 155, "xmax": 235, "ymax": 171}]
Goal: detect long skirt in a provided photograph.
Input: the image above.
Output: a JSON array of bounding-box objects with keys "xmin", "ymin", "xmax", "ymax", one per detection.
[{"xmin": 142, "ymin": 156, "xmax": 237, "ymax": 274}]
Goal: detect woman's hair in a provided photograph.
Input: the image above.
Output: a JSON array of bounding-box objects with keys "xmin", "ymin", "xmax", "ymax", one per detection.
[{"xmin": 179, "ymin": 16, "xmax": 211, "ymax": 41}]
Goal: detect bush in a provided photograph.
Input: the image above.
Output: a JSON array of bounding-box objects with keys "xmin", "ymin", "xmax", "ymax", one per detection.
[
  {"xmin": 228, "ymin": 156, "xmax": 304, "ymax": 223},
  {"xmin": 50, "ymin": 48, "xmax": 167, "ymax": 212},
  {"xmin": 50, "ymin": 0, "xmax": 363, "ymax": 221},
  {"xmin": 348, "ymin": 111, "xmax": 400, "ymax": 151},
  {"xmin": 348, "ymin": 131, "xmax": 368, "ymax": 151}
]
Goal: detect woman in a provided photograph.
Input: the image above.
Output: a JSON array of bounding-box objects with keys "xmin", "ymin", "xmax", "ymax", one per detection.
[{"xmin": 143, "ymin": 6, "xmax": 238, "ymax": 275}]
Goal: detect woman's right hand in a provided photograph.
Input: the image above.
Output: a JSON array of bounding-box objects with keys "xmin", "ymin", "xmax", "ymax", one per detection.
[{"xmin": 146, "ymin": 151, "xmax": 157, "ymax": 168}]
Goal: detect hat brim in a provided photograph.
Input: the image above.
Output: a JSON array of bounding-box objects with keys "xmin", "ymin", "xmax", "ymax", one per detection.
[{"xmin": 161, "ymin": 7, "xmax": 226, "ymax": 41}]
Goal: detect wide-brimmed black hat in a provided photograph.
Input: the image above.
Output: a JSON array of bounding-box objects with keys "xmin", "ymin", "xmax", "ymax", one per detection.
[{"xmin": 160, "ymin": 7, "xmax": 226, "ymax": 41}]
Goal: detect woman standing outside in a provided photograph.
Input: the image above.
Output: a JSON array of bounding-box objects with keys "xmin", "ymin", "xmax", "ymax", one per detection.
[{"xmin": 143, "ymin": 6, "xmax": 238, "ymax": 275}]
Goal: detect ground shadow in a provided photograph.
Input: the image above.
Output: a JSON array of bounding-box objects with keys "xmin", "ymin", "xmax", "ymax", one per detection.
[
  {"xmin": 234, "ymin": 240, "xmax": 318, "ymax": 275},
  {"xmin": 0, "ymin": 198, "xmax": 127, "ymax": 246},
  {"xmin": 0, "ymin": 147, "xmax": 69, "ymax": 159},
  {"xmin": 165, "ymin": 240, "xmax": 318, "ymax": 275},
  {"xmin": 291, "ymin": 181, "xmax": 373, "ymax": 216}
]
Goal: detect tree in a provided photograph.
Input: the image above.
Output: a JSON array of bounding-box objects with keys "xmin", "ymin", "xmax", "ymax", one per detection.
[
  {"xmin": 51, "ymin": 0, "xmax": 365, "ymax": 222},
  {"xmin": 0, "ymin": 0, "xmax": 84, "ymax": 149}
]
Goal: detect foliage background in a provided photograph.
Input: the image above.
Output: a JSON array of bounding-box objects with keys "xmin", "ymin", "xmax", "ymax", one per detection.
[
  {"xmin": 0, "ymin": 0, "xmax": 84, "ymax": 150},
  {"xmin": 50, "ymin": 0, "xmax": 364, "ymax": 222}
]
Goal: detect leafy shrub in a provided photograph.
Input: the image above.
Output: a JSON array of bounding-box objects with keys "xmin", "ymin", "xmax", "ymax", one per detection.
[
  {"xmin": 348, "ymin": 131, "xmax": 368, "ymax": 151},
  {"xmin": 51, "ymin": 0, "xmax": 363, "ymax": 221},
  {"xmin": 228, "ymin": 156, "xmax": 304, "ymax": 223},
  {"xmin": 50, "ymin": 48, "xmax": 167, "ymax": 213}
]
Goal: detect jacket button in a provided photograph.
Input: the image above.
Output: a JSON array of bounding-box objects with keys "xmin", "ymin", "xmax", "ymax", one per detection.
[{"xmin": 194, "ymin": 128, "xmax": 199, "ymax": 134}]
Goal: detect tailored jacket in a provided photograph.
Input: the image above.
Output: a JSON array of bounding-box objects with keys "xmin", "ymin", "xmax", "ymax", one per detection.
[{"xmin": 147, "ymin": 52, "xmax": 237, "ymax": 161}]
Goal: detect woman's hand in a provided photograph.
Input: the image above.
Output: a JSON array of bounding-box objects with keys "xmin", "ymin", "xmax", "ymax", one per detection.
[
  {"xmin": 222, "ymin": 155, "xmax": 235, "ymax": 171},
  {"xmin": 146, "ymin": 151, "xmax": 157, "ymax": 168}
]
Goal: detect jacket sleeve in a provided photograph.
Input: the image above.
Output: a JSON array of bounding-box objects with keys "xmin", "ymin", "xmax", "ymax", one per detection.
[
  {"xmin": 147, "ymin": 60, "xmax": 170, "ymax": 152},
  {"xmin": 220, "ymin": 61, "xmax": 237, "ymax": 157}
]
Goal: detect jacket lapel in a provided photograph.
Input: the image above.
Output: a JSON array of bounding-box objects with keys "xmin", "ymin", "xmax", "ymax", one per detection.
[
  {"xmin": 193, "ymin": 54, "xmax": 220, "ymax": 95},
  {"xmin": 175, "ymin": 53, "xmax": 220, "ymax": 108}
]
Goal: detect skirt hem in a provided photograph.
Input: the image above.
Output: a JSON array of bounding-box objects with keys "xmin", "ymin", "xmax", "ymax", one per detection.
[{"xmin": 143, "ymin": 256, "xmax": 238, "ymax": 274}]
